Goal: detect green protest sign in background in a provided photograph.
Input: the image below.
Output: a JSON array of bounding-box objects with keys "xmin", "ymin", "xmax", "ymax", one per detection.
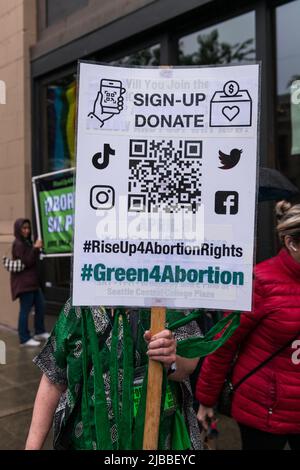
[{"xmin": 33, "ymin": 170, "xmax": 75, "ymax": 256}]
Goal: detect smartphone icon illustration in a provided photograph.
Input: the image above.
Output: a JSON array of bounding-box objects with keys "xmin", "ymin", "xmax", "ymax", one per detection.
[
  {"xmin": 100, "ymin": 79, "xmax": 126, "ymax": 114},
  {"xmin": 88, "ymin": 78, "xmax": 126, "ymax": 127}
]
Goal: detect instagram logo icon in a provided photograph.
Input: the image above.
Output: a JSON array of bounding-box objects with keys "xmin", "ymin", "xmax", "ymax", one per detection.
[{"xmin": 90, "ymin": 186, "xmax": 115, "ymax": 210}]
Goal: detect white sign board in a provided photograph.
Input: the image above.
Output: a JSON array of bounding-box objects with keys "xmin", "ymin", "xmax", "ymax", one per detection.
[{"xmin": 72, "ymin": 62, "xmax": 260, "ymax": 310}]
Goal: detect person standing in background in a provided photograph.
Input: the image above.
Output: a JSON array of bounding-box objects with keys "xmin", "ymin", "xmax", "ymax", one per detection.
[
  {"xmin": 196, "ymin": 201, "xmax": 300, "ymax": 450},
  {"xmin": 10, "ymin": 218, "xmax": 50, "ymax": 347}
]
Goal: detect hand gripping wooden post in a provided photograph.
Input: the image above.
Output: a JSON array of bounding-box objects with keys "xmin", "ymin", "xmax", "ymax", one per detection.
[{"xmin": 143, "ymin": 307, "xmax": 166, "ymax": 450}]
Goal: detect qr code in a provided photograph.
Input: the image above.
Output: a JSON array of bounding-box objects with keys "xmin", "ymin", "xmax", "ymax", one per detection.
[{"xmin": 128, "ymin": 139, "xmax": 202, "ymax": 213}]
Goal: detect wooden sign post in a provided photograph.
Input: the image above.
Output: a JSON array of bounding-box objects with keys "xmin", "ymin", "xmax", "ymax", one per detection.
[{"xmin": 143, "ymin": 306, "xmax": 166, "ymax": 450}]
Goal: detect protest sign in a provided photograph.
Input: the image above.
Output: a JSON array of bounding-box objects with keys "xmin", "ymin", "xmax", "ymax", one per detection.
[
  {"xmin": 32, "ymin": 169, "xmax": 75, "ymax": 256},
  {"xmin": 72, "ymin": 62, "xmax": 260, "ymax": 311}
]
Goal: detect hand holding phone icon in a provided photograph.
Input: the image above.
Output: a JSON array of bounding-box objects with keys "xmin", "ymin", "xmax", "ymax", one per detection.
[
  {"xmin": 88, "ymin": 78, "xmax": 126, "ymax": 127},
  {"xmin": 100, "ymin": 79, "xmax": 126, "ymax": 114}
]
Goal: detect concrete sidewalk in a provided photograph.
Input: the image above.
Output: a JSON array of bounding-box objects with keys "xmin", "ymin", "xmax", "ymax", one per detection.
[
  {"xmin": 0, "ymin": 315, "xmax": 56, "ymax": 450},
  {"xmin": 0, "ymin": 316, "xmax": 241, "ymax": 450}
]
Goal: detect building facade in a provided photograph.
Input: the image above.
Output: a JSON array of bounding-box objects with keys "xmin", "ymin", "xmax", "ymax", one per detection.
[
  {"xmin": 0, "ymin": 0, "xmax": 36, "ymax": 328},
  {"xmin": 0, "ymin": 0, "xmax": 299, "ymax": 326}
]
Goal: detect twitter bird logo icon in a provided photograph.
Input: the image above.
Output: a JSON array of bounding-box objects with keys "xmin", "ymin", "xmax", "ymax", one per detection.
[{"xmin": 218, "ymin": 148, "xmax": 243, "ymax": 169}]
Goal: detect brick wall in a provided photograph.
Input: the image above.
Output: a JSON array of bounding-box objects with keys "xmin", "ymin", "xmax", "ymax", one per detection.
[{"xmin": 0, "ymin": 0, "xmax": 36, "ymax": 329}]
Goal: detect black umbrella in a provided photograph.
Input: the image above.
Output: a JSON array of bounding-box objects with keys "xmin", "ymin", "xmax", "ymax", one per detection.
[{"xmin": 258, "ymin": 167, "xmax": 300, "ymax": 202}]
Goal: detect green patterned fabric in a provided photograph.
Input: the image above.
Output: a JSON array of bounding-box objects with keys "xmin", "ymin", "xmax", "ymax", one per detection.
[{"xmin": 34, "ymin": 303, "xmax": 240, "ymax": 450}]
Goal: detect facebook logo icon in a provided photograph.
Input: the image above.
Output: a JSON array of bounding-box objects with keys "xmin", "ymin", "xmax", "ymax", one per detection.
[{"xmin": 215, "ymin": 191, "xmax": 239, "ymax": 215}]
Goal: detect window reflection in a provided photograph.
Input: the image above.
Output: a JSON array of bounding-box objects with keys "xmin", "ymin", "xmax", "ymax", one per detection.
[
  {"xmin": 45, "ymin": 45, "xmax": 160, "ymax": 173},
  {"xmin": 178, "ymin": 12, "xmax": 255, "ymax": 65},
  {"xmin": 47, "ymin": 76, "xmax": 77, "ymax": 172},
  {"xmin": 111, "ymin": 44, "xmax": 160, "ymax": 66},
  {"xmin": 44, "ymin": 44, "xmax": 161, "ymax": 309},
  {"xmin": 276, "ymin": 0, "xmax": 300, "ymax": 186}
]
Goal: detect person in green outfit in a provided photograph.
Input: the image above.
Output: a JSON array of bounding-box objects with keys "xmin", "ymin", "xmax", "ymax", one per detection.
[{"xmin": 25, "ymin": 300, "xmax": 203, "ymax": 450}]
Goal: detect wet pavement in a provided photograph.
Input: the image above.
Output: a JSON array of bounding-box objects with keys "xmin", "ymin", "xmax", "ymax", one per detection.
[
  {"xmin": 0, "ymin": 315, "xmax": 241, "ymax": 450},
  {"xmin": 0, "ymin": 315, "xmax": 56, "ymax": 450}
]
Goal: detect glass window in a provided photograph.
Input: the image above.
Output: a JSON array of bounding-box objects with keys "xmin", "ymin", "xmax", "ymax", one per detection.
[
  {"xmin": 178, "ymin": 11, "xmax": 255, "ymax": 65},
  {"xmin": 46, "ymin": 0, "xmax": 89, "ymax": 26},
  {"xmin": 43, "ymin": 257, "xmax": 71, "ymax": 290},
  {"xmin": 46, "ymin": 75, "xmax": 77, "ymax": 172},
  {"xmin": 276, "ymin": 0, "xmax": 300, "ymax": 187},
  {"xmin": 45, "ymin": 45, "xmax": 160, "ymax": 173},
  {"xmin": 111, "ymin": 44, "xmax": 160, "ymax": 66},
  {"xmin": 42, "ymin": 44, "xmax": 161, "ymax": 312}
]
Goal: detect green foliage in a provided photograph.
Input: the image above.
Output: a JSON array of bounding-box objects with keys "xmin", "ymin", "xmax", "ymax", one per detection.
[
  {"xmin": 179, "ymin": 29, "xmax": 255, "ymax": 65},
  {"xmin": 117, "ymin": 46, "xmax": 160, "ymax": 66}
]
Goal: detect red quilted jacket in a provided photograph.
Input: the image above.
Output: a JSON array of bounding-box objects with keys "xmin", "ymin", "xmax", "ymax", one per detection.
[{"xmin": 196, "ymin": 248, "xmax": 300, "ymax": 434}]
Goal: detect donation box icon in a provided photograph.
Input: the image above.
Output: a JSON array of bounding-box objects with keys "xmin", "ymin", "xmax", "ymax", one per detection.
[{"xmin": 210, "ymin": 80, "xmax": 252, "ymax": 127}]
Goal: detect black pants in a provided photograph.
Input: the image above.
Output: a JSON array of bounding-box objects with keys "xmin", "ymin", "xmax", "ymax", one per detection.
[{"xmin": 239, "ymin": 424, "xmax": 300, "ymax": 450}]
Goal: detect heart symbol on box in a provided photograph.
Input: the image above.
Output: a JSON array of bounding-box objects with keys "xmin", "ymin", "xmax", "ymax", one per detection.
[{"xmin": 222, "ymin": 106, "xmax": 240, "ymax": 121}]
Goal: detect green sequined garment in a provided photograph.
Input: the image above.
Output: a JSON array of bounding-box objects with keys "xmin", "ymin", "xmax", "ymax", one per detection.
[{"xmin": 34, "ymin": 300, "xmax": 203, "ymax": 450}]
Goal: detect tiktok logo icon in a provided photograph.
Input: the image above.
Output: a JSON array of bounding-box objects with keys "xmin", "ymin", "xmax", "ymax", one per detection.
[
  {"xmin": 92, "ymin": 144, "xmax": 115, "ymax": 170},
  {"xmin": 215, "ymin": 191, "xmax": 239, "ymax": 215}
]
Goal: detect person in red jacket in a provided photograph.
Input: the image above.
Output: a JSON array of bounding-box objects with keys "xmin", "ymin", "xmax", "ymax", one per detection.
[
  {"xmin": 11, "ymin": 218, "xmax": 50, "ymax": 347},
  {"xmin": 196, "ymin": 200, "xmax": 300, "ymax": 450}
]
